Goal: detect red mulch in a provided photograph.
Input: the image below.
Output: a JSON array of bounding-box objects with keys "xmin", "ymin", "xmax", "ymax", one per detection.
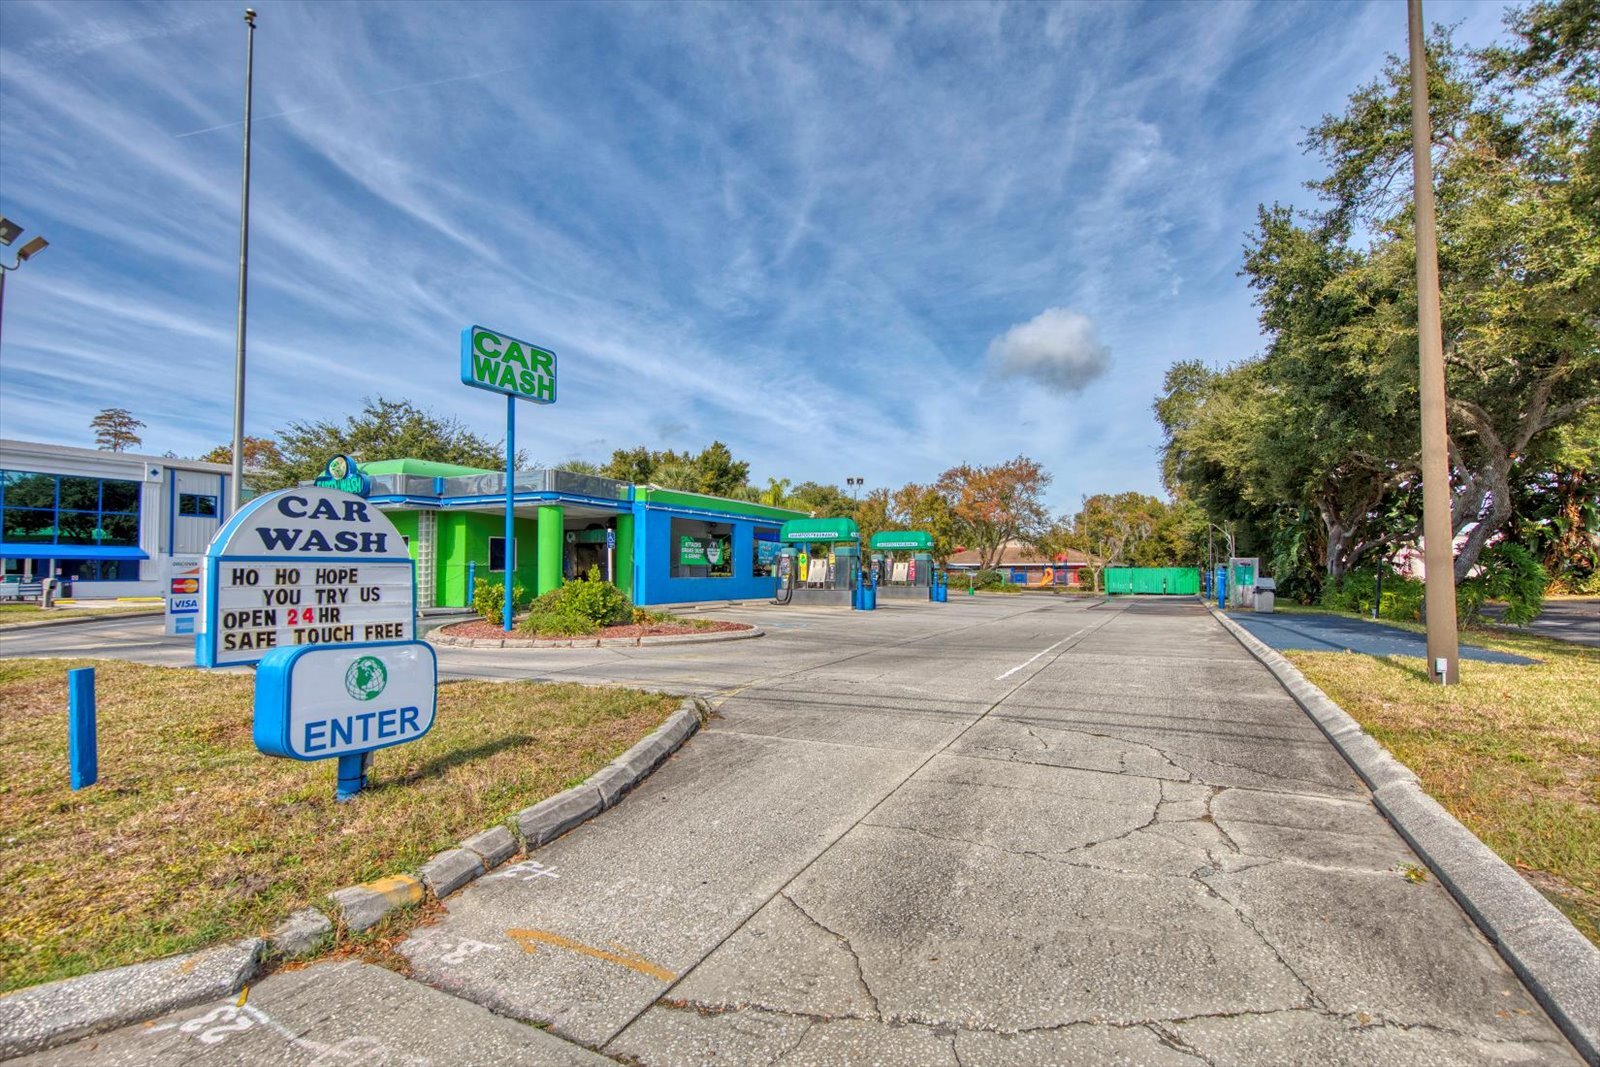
[{"xmin": 438, "ymin": 618, "xmax": 751, "ymax": 642}]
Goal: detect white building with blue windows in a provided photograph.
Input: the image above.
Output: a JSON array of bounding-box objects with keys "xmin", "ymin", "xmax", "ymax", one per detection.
[{"xmin": 0, "ymin": 439, "xmax": 236, "ymax": 598}]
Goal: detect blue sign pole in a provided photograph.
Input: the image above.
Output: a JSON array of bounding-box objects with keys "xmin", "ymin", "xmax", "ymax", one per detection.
[
  {"xmin": 504, "ymin": 393, "xmax": 515, "ymax": 633},
  {"xmin": 336, "ymin": 753, "xmax": 367, "ymax": 801},
  {"xmin": 68, "ymin": 667, "xmax": 97, "ymax": 790}
]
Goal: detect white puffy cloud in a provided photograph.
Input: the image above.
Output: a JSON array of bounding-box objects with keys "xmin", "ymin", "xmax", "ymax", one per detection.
[{"xmin": 984, "ymin": 308, "xmax": 1111, "ymax": 394}]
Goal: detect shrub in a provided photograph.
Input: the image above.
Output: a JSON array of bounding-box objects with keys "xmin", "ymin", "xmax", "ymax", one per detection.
[
  {"xmin": 1319, "ymin": 566, "xmax": 1423, "ymax": 622},
  {"xmin": 521, "ymin": 566, "xmax": 632, "ymax": 635},
  {"xmin": 472, "ymin": 578, "xmax": 527, "ymax": 624},
  {"xmin": 1459, "ymin": 542, "xmax": 1547, "ymax": 626},
  {"xmin": 971, "ymin": 569, "xmax": 1006, "ymax": 590}
]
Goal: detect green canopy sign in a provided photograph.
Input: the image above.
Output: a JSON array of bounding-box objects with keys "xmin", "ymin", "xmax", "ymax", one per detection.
[
  {"xmin": 869, "ymin": 530, "xmax": 934, "ymax": 551},
  {"xmin": 779, "ymin": 517, "xmax": 859, "ymax": 543},
  {"xmin": 460, "ymin": 325, "xmax": 557, "ymax": 404}
]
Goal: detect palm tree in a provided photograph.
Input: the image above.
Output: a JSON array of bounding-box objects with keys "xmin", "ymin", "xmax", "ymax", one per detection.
[{"xmin": 759, "ymin": 477, "xmax": 792, "ymax": 507}]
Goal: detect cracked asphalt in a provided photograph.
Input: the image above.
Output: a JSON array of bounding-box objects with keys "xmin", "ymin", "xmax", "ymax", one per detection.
[{"xmin": 18, "ymin": 596, "xmax": 1579, "ymax": 1065}]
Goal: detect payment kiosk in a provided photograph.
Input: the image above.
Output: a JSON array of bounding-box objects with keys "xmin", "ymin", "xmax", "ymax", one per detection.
[
  {"xmin": 775, "ymin": 518, "xmax": 861, "ymax": 607},
  {"xmin": 869, "ymin": 531, "xmax": 936, "ymax": 601}
]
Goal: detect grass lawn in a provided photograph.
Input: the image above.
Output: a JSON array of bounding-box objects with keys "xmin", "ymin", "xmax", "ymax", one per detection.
[
  {"xmin": 1281, "ymin": 617, "xmax": 1599, "ymax": 946},
  {"xmin": 0, "ymin": 603, "xmax": 160, "ymax": 627},
  {"xmin": 0, "ymin": 659, "xmax": 678, "ymax": 993}
]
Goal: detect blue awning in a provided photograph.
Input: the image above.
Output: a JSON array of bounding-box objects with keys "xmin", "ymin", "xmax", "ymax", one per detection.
[{"xmin": 0, "ymin": 545, "xmax": 150, "ymax": 560}]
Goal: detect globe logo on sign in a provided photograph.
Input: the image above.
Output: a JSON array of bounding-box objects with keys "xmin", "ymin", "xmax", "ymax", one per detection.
[{"xmin": 344, "ymin": 656, "xmax": 388, "ymax": 702}]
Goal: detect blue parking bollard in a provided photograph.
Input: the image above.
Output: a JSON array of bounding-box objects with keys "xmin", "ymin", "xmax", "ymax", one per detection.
[{"xmin": 68, "ymin": 667, "xmax": 98, "ymax": 790}]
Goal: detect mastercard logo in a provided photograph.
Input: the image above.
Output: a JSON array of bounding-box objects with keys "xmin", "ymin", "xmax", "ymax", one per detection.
[{"xmin": 170, "ymin": 578, "xmax": 199, "ymax": 594}]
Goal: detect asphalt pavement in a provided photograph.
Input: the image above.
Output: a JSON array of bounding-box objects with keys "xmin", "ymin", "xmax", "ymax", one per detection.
[
  {"xmin": 1225, "ymin": 610, "xmax": 1537, "ymax": 664},
  {"xmin": 10, "ymin": 597, "xmax": 1580, "ymax": 1065},
  {"xmin": 1488, "ymin": 597, "xmax": 1600, "ymax": 648}
]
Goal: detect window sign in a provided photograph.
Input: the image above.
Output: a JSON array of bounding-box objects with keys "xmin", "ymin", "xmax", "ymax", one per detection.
[
  {"xmin": 679, "ymin": 536, "xmax": 707, "ymax": 566},
  {"xmin": 197, "ymin": 487, "xmax": 415, "ymax": 668},
  {"xmin": 165, "ymin": 554, "xmax": 203, "ymax": 637}
]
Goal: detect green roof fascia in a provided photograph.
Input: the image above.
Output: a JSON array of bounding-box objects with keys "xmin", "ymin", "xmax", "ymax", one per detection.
[
  {"xmin": 869, "ymin": 530, "xmax": 933, "ymax": 551},
  {"xmin": 358, "ymin": 458, "xmax": 496, "ymax": 478},
  {"xmin": 779, "ymin": 517, "xmax": 860, "ymax": 543},
  {"xmin": 636, "ymin": 486, "xmax": 806, "ymax": 523}
]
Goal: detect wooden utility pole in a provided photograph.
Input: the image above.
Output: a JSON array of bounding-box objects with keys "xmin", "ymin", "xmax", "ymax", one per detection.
[{"xmin": 1408, "ymin": 0, "xmax": 1460, "ymax": 683}]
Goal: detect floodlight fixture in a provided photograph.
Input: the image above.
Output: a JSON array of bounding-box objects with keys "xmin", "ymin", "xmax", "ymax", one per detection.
[{"xmin": 16, "ymin": 236, "xmax": 47, "ymax": 261}]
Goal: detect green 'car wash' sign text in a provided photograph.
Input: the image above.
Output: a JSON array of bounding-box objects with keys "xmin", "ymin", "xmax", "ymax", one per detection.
[{"xmin": 460, "ymin": 325, "xmax": 557, "ymax": 403}]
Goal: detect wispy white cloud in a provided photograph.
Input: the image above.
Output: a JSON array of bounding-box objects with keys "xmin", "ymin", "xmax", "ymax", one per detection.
[{"xmin": 0, "ymin": 0, "xmax": 1517, "ymax": 509}]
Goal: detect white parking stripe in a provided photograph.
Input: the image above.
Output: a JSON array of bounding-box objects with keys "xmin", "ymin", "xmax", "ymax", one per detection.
[{"xmin": 994, "ymin": 629, "xmax": 1084, "ymax": 680}]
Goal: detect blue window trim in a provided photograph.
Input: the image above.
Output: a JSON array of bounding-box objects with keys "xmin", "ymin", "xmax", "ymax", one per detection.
[
  {"xmin": 0, "ymin": 470, "xmax": 145, "ymax": 551},
  {"xmin": 178, "ymin": 493, "xmax": 220, "ymax": 517}
]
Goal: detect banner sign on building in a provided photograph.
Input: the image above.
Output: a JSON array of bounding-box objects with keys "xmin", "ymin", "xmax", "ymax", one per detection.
[
  {"xmin": 254, "ymin": 641, "xmax": 437, "ymax": 761},
  {"xmin": 196, "ymin": 487, "xmax": 415, "ymax": 668},
  {"xmin": 312, "ymin": 455, "xmax": 370, "ymax": 497},
  {"xmin": 165, "ymin": 554, "xmax": 203, "ymax": 636},
  {"xmin": 679, "ymin": 536, "xmax": 707, "ymax": 566},
  {"xmin": 460, "ymin": 325, "xmax": 557, "ymax": 403}
]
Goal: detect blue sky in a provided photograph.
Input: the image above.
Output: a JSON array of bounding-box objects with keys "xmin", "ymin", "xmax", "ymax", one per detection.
[{"xmin": 0, "ymin": 0, "xmax": 1512, "ymax": 513}]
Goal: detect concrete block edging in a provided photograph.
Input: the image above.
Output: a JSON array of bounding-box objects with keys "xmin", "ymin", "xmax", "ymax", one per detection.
[
  {"xmin": 429, "ymin": 625, "xmax": 763, "ymax": 649},
  {"xmin": 1209, "ymin": 604, "xmax": 1600, "ymax": 1065},
  {"xmin": 0, "ymin": 699, "xmax": 704, "ymax": 1059}
]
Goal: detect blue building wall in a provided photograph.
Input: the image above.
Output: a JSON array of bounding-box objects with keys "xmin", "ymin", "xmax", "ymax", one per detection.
[{"xmin": 632, "ymin": 502, "xmax": 779, "ymax": 605}]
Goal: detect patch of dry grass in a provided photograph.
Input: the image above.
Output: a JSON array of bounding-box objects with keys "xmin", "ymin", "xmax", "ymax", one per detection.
[
  {"xmin": 1285, "ymin": 625, "xmax": 1599, "ymax": 945},
  {"xmin": 0, "ymin": 659, "xmax": 677, "ymax": 993},
  {"xmin": 0, "ymin": 604, "xmax": 159, "ymax": 627}
]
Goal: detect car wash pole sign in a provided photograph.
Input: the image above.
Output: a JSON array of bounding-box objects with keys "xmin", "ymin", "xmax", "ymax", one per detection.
[
  {"xmin": 461, "ymin": 325, "xmax": 557, "ymax": 403},
  {"xmin": 196, "ymin": 487, "xmax": 415, "ymax": 668}
]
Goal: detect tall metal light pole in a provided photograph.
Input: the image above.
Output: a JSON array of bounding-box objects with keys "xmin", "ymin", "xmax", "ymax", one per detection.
[
  {"xmin": 0, "ymin": 217, "xmax": 49, "ymax": 353},
  {"xmin": 1408, "ymin": 0, "xmax": 1460, "ymax": 684},
  {"xmin": 230, "ymin": 8, "xmax": 258, "ymax": 513}
]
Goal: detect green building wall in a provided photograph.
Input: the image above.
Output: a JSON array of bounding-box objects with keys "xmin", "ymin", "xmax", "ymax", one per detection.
[{"xmin": 437, "ymin": 511, "xmax": 540, "ymax": 607}]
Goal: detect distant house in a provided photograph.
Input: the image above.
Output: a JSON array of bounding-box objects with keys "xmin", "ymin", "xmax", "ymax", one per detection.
[{"xmin": 945, "ymin": 540, "xmax": 1094, "ymax": 587}]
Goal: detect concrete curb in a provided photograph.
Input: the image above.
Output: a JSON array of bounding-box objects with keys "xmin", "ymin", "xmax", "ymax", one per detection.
[
  {"xmin": 0, "ymin": 938, "xmax": 264, "ymax": 1060},
  {"xmin": 324, "ymin": 697, "xmax": 704, "ymax": 933},
  {"xmin": 428, "ymin": 625, "xmax": 762, "ymax": 649},
  {"xmin": 1209, "ymin": 604, "xmax": 1600, "ymax": 1065}
]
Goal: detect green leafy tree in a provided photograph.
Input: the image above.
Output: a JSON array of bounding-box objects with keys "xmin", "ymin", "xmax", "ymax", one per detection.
[
  {"xmin": 198, "ymin": 437, "xmax": 284, "ymax": 473},
  {"xmin": 90, "ymin": 408, "xmax": 145, "ymax": 452},
  {"xmin": 852, "ymin": 488, "xmax": 892, "ymax": 547},
  {"xmin": 1302, "ymin": 11, "xmax": 1599, "ymax": 582},
  {"xmin": 255, "ymin": 397, "xmax": 518, "ymax": 491},
  {"xmin": 599, "ymin": 441, "xmax": 751, "ymax": 496},
  {"xmin": 1158, "ymin": 3, "xmax": 1599, "ymax": 591},
  {"xmin": 786, "ymin": 481, "xmax": 855, "ymax": 518},
  {"xmin": 934, "ymin": 456, "xmax": 1052, "ymax": 570},
  {"xmin": 890, "ymin": 483, "xmax": 958, "ymax": 563}
]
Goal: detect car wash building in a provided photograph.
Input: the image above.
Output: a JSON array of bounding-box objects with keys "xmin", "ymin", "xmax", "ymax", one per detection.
[
  {"xmin": 359, "ymin": 458, "xmax": 806, "ymax": 608},
  {"xmin": 0, "ymin": 438, "xmax": 236, "ymax": 598}
]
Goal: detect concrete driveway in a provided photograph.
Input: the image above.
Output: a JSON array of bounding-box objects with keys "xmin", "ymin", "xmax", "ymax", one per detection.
[
  {"xmin": 13, "ymin": 597, "xmax": 1578, "ymax": 1065},
  {"xmin": 1488, "ymin": 597, "xmax": 1600, "ymax": 648}
]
